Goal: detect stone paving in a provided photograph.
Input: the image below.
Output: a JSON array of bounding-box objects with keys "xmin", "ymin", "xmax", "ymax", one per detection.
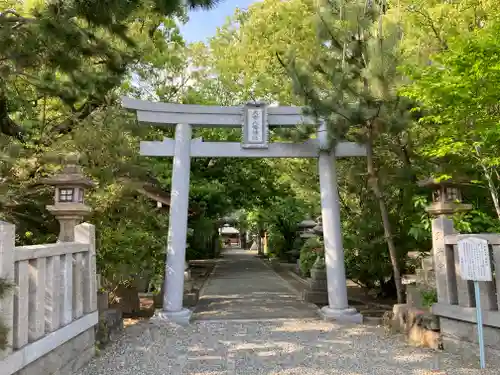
[
  {"xmin": 76, "ymin": 249, "xmax": 497, "ymax": 375},
  {"xmin": 193, "ymin": 249, "xmax": 318, "ymax": 320}
]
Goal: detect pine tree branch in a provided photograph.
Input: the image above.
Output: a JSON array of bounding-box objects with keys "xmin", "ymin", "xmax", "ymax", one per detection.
[
  {"xmin": 317, "ymin": 12, "xmax": 344, "ymax": 52},
  {"xmin": 0, "ymin": 93, "xmax": 25, "ymax": 141},
  {"xmin": 0, "ymin": 10, "xmax": 35, "ymax": 24},
  {"xmin": 47, "ymin": 98, "xmax": 107, "ymax": 138},
  {"xmin": 396, "ymin": 134, "xmax": 414, "ymax": 176},
  {"xmin": 412, "ymin": 9, "xmax": 448, "ymax": 50},
  {"xmin": 275, "ymin": 52, "xmax": 352, "ymax": 124},
  {"xmin": 337, "ymin": 186, "xmax": 353, "ymax": 216}
]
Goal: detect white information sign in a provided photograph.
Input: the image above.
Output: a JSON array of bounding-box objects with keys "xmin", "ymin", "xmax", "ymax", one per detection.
[{"xmin": 457, "ymin": 237, "xmax": 492, "ymax": 282}]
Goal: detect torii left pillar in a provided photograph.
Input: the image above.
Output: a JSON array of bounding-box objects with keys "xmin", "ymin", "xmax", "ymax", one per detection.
[{"xmin": 157, "ymin": 123, "xmax": 193, "ymax": 324}]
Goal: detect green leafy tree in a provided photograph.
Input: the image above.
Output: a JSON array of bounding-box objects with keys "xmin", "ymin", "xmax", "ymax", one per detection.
[
  {"xmin": 0, "ymin": 0, "xmax": 218, "ymax": 233},
  {"xmin": 266, "ymin": 196, "xmax": 307, "ymax": 260},
  {"xmin": 280, "ymin": 0, "xmax": 415, "ymax": 302},
  {"xmin": 191, "ymin": 0, "xmax": 319, "ymax": 104},
  {"xmin": 187, "ymin": 0, "xmax": 447, "ymax": 300},
  {"xmin": 0, "ymin": 0, "xmax": 214, "ymax": 288},
  {"xmin": 401, "ymin": 6, "xmax": 500, "ymax": 220}
]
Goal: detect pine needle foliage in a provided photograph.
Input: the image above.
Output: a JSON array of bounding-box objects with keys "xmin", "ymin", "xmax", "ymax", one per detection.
[
  {"xmin": 0, "ymin": 0, "xmax": 221, "ymax": 139},
  {"xmin": 278, "ymin": 0, "xmax": 419, "ymax": 303}
]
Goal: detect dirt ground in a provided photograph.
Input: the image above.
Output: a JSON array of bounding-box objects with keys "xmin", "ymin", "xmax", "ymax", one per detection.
[{"xmin": 123, "ymin": 262, "xmax": 215, "ymax": 326}]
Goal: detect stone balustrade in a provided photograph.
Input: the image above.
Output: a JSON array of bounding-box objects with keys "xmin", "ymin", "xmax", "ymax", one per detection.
[
  {"xmin": 0, "ymin": 222, "xmax": 98, "ymax": 375},
  {"xmin": 431, "ymin": 232, "xmax": 500, "ymax": 363}
]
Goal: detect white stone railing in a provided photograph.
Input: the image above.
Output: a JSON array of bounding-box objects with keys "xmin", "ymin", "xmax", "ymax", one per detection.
[
  {"xmin": 432, "ymin": 233, "xmax": 500, "ymax": 328},
  {"xmin": 0, "ymin": 221, "xmax": 98, "ymax": 375}
]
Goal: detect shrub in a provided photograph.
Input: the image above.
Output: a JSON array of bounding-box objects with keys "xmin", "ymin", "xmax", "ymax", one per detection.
[
  {"xmin": 421, "ymin": 288, "xmax": 438, "ymax": 308},
  {"xmin": 299, "ymin": 236, "xmax": 323, "ymax": 277}
]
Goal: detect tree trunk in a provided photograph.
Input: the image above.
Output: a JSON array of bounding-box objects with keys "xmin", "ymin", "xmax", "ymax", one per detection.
[
  {"xmin": 210, "ymin": 228, "xmax": 218, "ymax": 258},
  {"xmin": 112, "ymin": 284, "xmax": 141, "ymax": 316},
  {"xmin": 366, "ymin": 127, "xmax": 405, "ymax": 304},
  {"xmin": 263, "ymin": 231, "xmax": 268, "ymax": 254},
  {"xmin": 475, "ymin": 147, "xmax": 500, "ymax": 220},
  {"xmin": 240, "ymin": 231, "xmax": 247, "ymax": 249},
  {"xmin": 481, "ymin": 165, "xmax": 500, "ymax": 220},
  {"xmin": 257, "ymin": 231, "xmax": 263, "ymax": 255}
]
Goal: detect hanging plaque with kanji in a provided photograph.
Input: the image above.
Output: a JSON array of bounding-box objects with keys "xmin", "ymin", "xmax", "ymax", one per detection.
[{"xmin": 242, "ymin": 102, "xmax": 268, "ymax": 149}]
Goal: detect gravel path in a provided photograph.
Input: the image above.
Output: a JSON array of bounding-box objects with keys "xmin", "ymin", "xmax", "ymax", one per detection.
[
  {"xmin": 77, "ymin": 318, "xmax": 494, "ymax": 375},
  {"xmin": 77, "ymin": 249, "xmax": 496, "ymax": 374}
]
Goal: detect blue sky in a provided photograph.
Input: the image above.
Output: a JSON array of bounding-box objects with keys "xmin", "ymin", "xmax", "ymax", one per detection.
[{"xmin": 179, "ymin": 0, "xmax": 258, "ymax": 43}]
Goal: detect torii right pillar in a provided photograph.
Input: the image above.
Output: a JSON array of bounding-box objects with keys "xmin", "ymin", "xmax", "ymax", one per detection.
[{"xmin": 317, "ymin": 123, "xmax": 363, "ymax": 323}]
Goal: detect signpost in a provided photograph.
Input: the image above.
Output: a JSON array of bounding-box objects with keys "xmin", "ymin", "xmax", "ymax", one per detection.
[{"xmin": 457, "ymin": 236, "xmax": 492, "ymax": 369}]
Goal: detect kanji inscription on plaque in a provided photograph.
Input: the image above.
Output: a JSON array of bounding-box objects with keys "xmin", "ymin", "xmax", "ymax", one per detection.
[
  {"xmin": 242, "ymin": 103, "xmax": 268, "ymax": 148},
  {"xmin": 457, "ymin": 237, "xmax": 492, "ymax": 281}
]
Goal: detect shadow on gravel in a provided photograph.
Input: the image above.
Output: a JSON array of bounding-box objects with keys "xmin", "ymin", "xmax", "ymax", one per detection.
[{"xmin": 76, "ymin": 318, "xmax": 492, "ymax": 375}]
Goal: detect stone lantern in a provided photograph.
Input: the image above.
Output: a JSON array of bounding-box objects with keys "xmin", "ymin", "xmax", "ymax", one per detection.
[
  {"xmin": 417, "ymin": 177, "xmax": 472, "ymax": 216},
  {"xmin": 312, "ymin": 215, "xmax": 323, "ymax": 237},
  {"xmin": 291, "ymin": 219, "xmax": 317, "ymax": 270},
  {"xmin": 43, "ymin": 154, "xmax": 94, "ymax": 242},
  {"xmin": 301, "ymin": 215, "xmax": 328, "ymax": 305},
  {"xmin": 298, "ymin": 219, "xmax": 316, "ymax": 239},
  {"xmin": 417, "ymin": 176, "xmax": 472, "ymax": 309}
]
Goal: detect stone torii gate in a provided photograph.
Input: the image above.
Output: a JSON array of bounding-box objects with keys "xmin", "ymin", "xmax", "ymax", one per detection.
[{"xmin": 122, "ymin": 97, "xmax": 366, "ymax": 324}]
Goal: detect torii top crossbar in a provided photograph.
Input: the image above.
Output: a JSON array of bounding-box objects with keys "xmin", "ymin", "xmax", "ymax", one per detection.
[
  {"xmin": 122, "ymin": 97, "xmax": 367, "ymax": 158},
  {"xmin": 122, "ymin": 97, "xmax": 314, "ymax": 127}
]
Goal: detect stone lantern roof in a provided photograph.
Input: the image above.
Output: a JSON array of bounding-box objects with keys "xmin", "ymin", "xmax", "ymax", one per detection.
[
  {"xmin": 298, "ymin": 218, "xmax": 317, "ymax": 238},
  {"xmin": 417, "ymin": 177, "xmax": 467, "ymax": 189},
  {"xmin": 42, "ymin": 154, "xmax": 94, "ymax": 188},
  {"xmin": 298, "ymin": 219, "xmax": 317, "ymax": 229}
]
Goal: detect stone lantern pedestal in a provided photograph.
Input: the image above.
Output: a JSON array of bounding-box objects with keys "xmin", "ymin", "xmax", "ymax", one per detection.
[
  {"xmin": 303, "ymin": 255, "xmax": 329, "ymax": 305},
  {"xmin": 403, "ymin": 178, "xmax": 471, "ymax": 305},
  {"xmin": 43, "ymin": 155, "xmax": 125, "ymax": 348}
]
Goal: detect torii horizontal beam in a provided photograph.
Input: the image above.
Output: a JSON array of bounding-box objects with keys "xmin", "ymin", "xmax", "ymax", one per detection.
[
  {"xmin": 141, "ymin": 138, "xmax": 366, "ymax": 158},
  {"xmin": 122, "ymin": 97, "xmax": 314, "ymax": 127}
]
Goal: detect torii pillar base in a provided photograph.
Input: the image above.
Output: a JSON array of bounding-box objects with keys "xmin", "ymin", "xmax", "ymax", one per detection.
[
  {"xmin": 319, "ymin": 306, "xmax": 363, "ymax": 324},
  {"xmin": 153, "ymin": 308, "xmax": 192, "ymax": 326}
]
